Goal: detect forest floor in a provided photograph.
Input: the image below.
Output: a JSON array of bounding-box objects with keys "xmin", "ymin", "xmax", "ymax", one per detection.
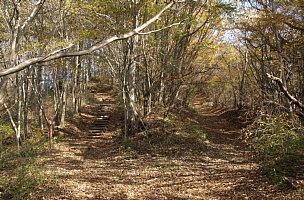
[{"xmin": 41, "ymin": 91, "xmax": 291, "ymax": 199}]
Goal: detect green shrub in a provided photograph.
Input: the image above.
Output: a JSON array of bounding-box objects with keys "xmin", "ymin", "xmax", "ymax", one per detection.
[
  {"xmin": 2, "ymin": 165, "xmax": 45, "ymax": 200},
  {"xmin": 182, "ymin": 123, "xmax": 207, "ymax": 137},
  {"xmin": 248, "ymin": 113, "xmax": 304, "ymax": 190},
  {"xmin": 0, "ymin": 138, "xmax": 56, "ymax": 199},
  {"xmin": 252, "ymin": 113, "xmax": 303, "ymax": 160},
  {"xmin": 0, "ymin": 124, "xmax": 14, "ymax": 146},
  {"xmin": 261, "ymin": 164, "xmax": 294, "ymax": 190}
]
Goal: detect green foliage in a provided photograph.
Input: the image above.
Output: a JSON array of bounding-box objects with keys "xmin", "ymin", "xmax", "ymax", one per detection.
[
  {"xmin": 0, "ymin": 124, "xmax": 14, "ymax": 146},
  {"xmin": 0, "ymin": 124, "xmax": 13, "ymax": 135},
  {"xmin": 118, "ymin": 112, "xmax": 207, "ymax": 158},
  {"xmin": 248, "ymin": 113, "xmax": 304, "ymax": 190},
  {"xmin": 261, "ymin": 164, "xmax": 294, "ymax": 191},
  {"xmin": 1, "ymin": 165, "xmax": 46, "ymax": 200},
  {"xmin": 0, "ymin": 123, "xmax": 14, "ymax": 139},
  {"xmin": 252, "ymin": 113, "xmax": 303, "ymax": 160},
  {"xmin": 182, "ymin": 122, "xmax": 207, "ymax": 139},
  {"xmin": 163, "ymin": 110, "xmax": 207, "ymax": 142},
  {"xmin": 0, "ymin": 139, "xmax": 55, "ymax": 199},
  {"xmin": 163, "ymin": 113, "xmax": 207, "ymax": 139}
]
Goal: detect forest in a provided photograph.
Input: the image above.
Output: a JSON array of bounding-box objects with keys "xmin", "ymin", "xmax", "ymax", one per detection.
[{"xmin": 0, "ymin": 0, "xmax": 303, "ymax": 199}]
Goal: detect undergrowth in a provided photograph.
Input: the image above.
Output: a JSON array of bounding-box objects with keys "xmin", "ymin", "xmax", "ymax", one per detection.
[
  {"xmin": 247, "ymin": 112, "xmax": 304, "ymax": 191},
  {"xmin": 119, "ymin": 112, "xmax": 208, "ymax": 158},
  {"xmin": 0, "ymin": 137, "xmax": 57, "ymax": 200},
  {"xmin": 0, "ymin": 124, "xmax": 15, "ymax": 146}
]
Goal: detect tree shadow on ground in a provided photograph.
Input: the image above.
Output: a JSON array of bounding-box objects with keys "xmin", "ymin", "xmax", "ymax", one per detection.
[{"xmin": 42, "ymin": 95, "xmax": 285, "ymax": 199}]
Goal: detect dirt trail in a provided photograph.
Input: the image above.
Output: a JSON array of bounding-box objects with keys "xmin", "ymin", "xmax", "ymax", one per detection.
[{"xmin": 43, "ymin": 93, "xmax": 282, "ymax": 199}]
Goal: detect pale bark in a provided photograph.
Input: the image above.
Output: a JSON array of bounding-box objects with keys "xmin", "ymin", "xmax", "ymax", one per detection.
[
  {"xmin": 22, "ymin": 73, "xmax": 29, "ymax": 139},
  {"xmin": 267, "ymin": 73, "xmax": 304, "ymax": 110},
  {"xmin": 0, "ymin": 1, "xmax": 175, "ymax": 78},
  {"xmin": 60, "ymin": 66, "xmax": 68, "ymax": 127},
  {"xmin": 72, "ymin": 56, "xmax": 81, "ymax": 114},
  {"xmin": 3, "ymin": 103, "xmax": 19, "ymax": 149}
]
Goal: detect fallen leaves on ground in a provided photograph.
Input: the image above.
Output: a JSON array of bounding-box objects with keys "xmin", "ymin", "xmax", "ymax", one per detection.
[{"xmin": 40, "ymin": 94, "xmax": 292, "ymax": 199}]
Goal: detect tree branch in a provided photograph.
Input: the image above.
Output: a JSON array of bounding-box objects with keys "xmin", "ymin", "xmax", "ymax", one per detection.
[
  {"xmin": 136, "ymin": 22, "xmax": 183, "ymax": 35},
  {"xmin": 0, "ymin": 1, "xmax": 175, "ymax": 77},
  {"xmin": 20, "ymin": 0, "xmax": 45, "ymax": 33},
  {"xmin": 267, "ymin": 73, "xmax": 304, "ymax": 110},
  {"xmin": 1, "ymin": 0, "xmax": 13, "ymax": 31}
]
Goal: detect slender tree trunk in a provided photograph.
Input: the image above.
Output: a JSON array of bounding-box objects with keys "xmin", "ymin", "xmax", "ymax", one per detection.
[
  {"xmin": 73, "ymin": 45, "xmax": 81, "ymax": 114},
  {"xmin": 159, "ymin": 71, "xmax": 165, "ymax": 105},
  {"xmin": 16, "ymin": 74, "xmax": 22, "ymax": 149},
  {"xmin": 122, "ymin": 76, "xmax": 128, "ymax": 137},
  {"xmin": 4, "ymin": 103, "xmax": 19, "ymax": 149},
  {"xmin": 238, "ymin": 52, "xmax": 248, "ymax": 109},
  {"xmin": 60, "ymin": 66, "xmax": 68, "ymax": 127},
  {"xmin": 53, "ymin": 69, "xmax": 60, "ymax": 126},
  {"xmin": 22, "ymin": 73, "xmax": 29, "ymax": 140},
  {"xmin": 37, "ymin": 66, "xmax": 44, "ymax": 130}
]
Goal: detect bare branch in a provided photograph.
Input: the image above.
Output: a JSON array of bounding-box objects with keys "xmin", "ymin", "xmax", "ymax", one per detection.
[
  {"xmin": 92, "ymin": 11, "xmax": 116, "ymax": 24},
  {"xmin": 20, "ymin": 0, "xmax": 45, "ymax": 33},
  {"xmin": 267, "ymin": 73, "xmax": 304, "ymax": 110},
  {"xmin": 0, "ymin": 1, "xmax": 176, "ymax": 77},
  {"xmin": 137, "ymin": 22, "xmax": 183, "ymax": 35},
  {"xmin": 1, "ymin": 0, "xmax": 13, "ymax": 31}
]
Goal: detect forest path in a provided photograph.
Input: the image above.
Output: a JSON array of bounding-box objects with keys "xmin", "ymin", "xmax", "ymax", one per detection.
[{"xmin": 42, "ymin": 93, "xmax": 281, "ymax": 199}]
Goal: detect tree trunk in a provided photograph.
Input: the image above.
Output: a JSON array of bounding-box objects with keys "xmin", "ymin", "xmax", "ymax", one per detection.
[
  {"xmin": 60, "ymin": 66, "xmax": 68, "ymax": 127},
  {"xmin": 16, "ymin": 74, "xmax": 22, "ymax": 149},
  {"xmin": 73, "ymin": 46, "xmax": 81, "ymax": 114},
  {"xmin": 121, "ymin": 1, "xmax": 140, "ymax": 136},
  {"xmin": 37, "ymin": 66, "xmax": 44, "ymax": 130},
  {"xmin": 22, "ymin": 73, "xmax": 29, "ymax": 140}
]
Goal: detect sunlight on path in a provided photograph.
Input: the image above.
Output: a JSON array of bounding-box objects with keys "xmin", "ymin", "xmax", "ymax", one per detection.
[{"xmin": 43, "ymin": 94, "xmax": 279, "ymax": 199}]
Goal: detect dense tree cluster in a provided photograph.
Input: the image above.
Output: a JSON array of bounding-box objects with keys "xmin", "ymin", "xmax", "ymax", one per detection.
[
  {"xmin": 0, "ymin": 0, "xmax": 302, "ymax": 147},
  {"xmin": 207, "ymin": 0, "xmax": 303, "ymax": 121}
]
